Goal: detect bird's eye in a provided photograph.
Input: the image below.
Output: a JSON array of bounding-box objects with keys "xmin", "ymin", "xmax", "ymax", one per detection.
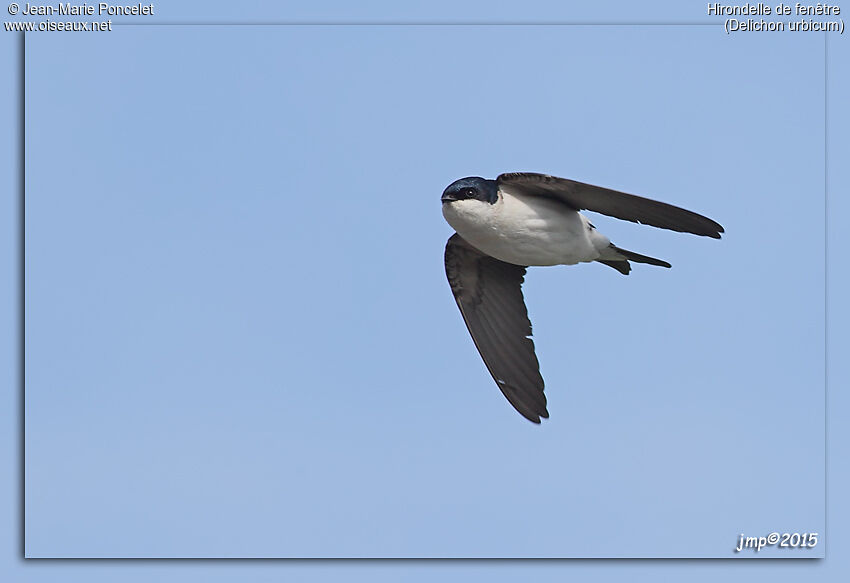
[{"xmin": 463, "ymin": 188, "xmax": 476, "ymax": 198}]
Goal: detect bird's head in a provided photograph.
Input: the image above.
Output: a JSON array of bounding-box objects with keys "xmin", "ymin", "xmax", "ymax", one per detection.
[{"xmin": 441, "ymin": 177, "xmax": 499, "ymax": 205}]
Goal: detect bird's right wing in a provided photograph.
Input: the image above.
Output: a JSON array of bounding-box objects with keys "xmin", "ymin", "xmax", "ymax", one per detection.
[
  {"xmin": 497, "ymin": 172, "xmax": 724, "ymax": 238},
  {"xmin": 444, "ymin": 234, "xmax": 548, "ymax": 423}
]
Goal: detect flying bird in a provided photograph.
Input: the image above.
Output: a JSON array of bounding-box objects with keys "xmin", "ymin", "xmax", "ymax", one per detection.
[{"xmin": 442, "ymin": 172, "xmax": 723, "ymax": 423}]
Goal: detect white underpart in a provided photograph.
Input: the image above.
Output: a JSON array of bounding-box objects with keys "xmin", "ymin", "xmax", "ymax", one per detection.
[{"xmin": 442, "ymin": 186, "xmax": 614, "ymax": 267}]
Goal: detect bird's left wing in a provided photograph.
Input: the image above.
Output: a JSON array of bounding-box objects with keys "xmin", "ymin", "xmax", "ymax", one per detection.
[{"xmin": 444, "ymin": 234, "xmax": 548, "ymax": 423}]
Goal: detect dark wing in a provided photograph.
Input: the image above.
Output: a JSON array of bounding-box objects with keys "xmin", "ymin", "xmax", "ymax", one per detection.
[
  {"xmin": 497, "ymin": 172, "xmax": 724, "ymax": 239},
  {"xmin": 444, "ymin": 234, "xmax": 547, "ymax": 423}
]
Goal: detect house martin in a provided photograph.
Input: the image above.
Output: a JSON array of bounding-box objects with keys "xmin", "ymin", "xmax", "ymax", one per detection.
[{"xmin": 442, "ymin": 172, "xmax": 723, "ymax": 423}]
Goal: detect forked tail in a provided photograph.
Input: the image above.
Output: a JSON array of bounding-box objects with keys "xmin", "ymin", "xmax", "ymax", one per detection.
[{"xmin": 597, "ymin": 244, "xmax": 671, "ymax": 275}]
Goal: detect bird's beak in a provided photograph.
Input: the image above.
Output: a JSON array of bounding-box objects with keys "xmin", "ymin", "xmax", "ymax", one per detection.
[{"xmin": 441, "ymin": 192, "xmax": 457, "ymax": 204}]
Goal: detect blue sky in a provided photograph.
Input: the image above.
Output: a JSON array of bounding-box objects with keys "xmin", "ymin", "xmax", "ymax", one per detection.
[{"xmin": 3, "ymin": 0, "xmax": 849, "ymax": 580}]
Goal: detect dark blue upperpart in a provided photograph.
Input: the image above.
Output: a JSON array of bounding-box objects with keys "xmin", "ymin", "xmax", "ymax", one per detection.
[{"xmin": 441, "ymin": 177, "xmax": 499, "ymax": 205}]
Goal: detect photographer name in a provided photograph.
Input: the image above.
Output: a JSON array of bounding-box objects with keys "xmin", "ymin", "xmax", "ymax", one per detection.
[{"xmin": 21, "ymin": 2, "xmax": 154, "ymax": 16}]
